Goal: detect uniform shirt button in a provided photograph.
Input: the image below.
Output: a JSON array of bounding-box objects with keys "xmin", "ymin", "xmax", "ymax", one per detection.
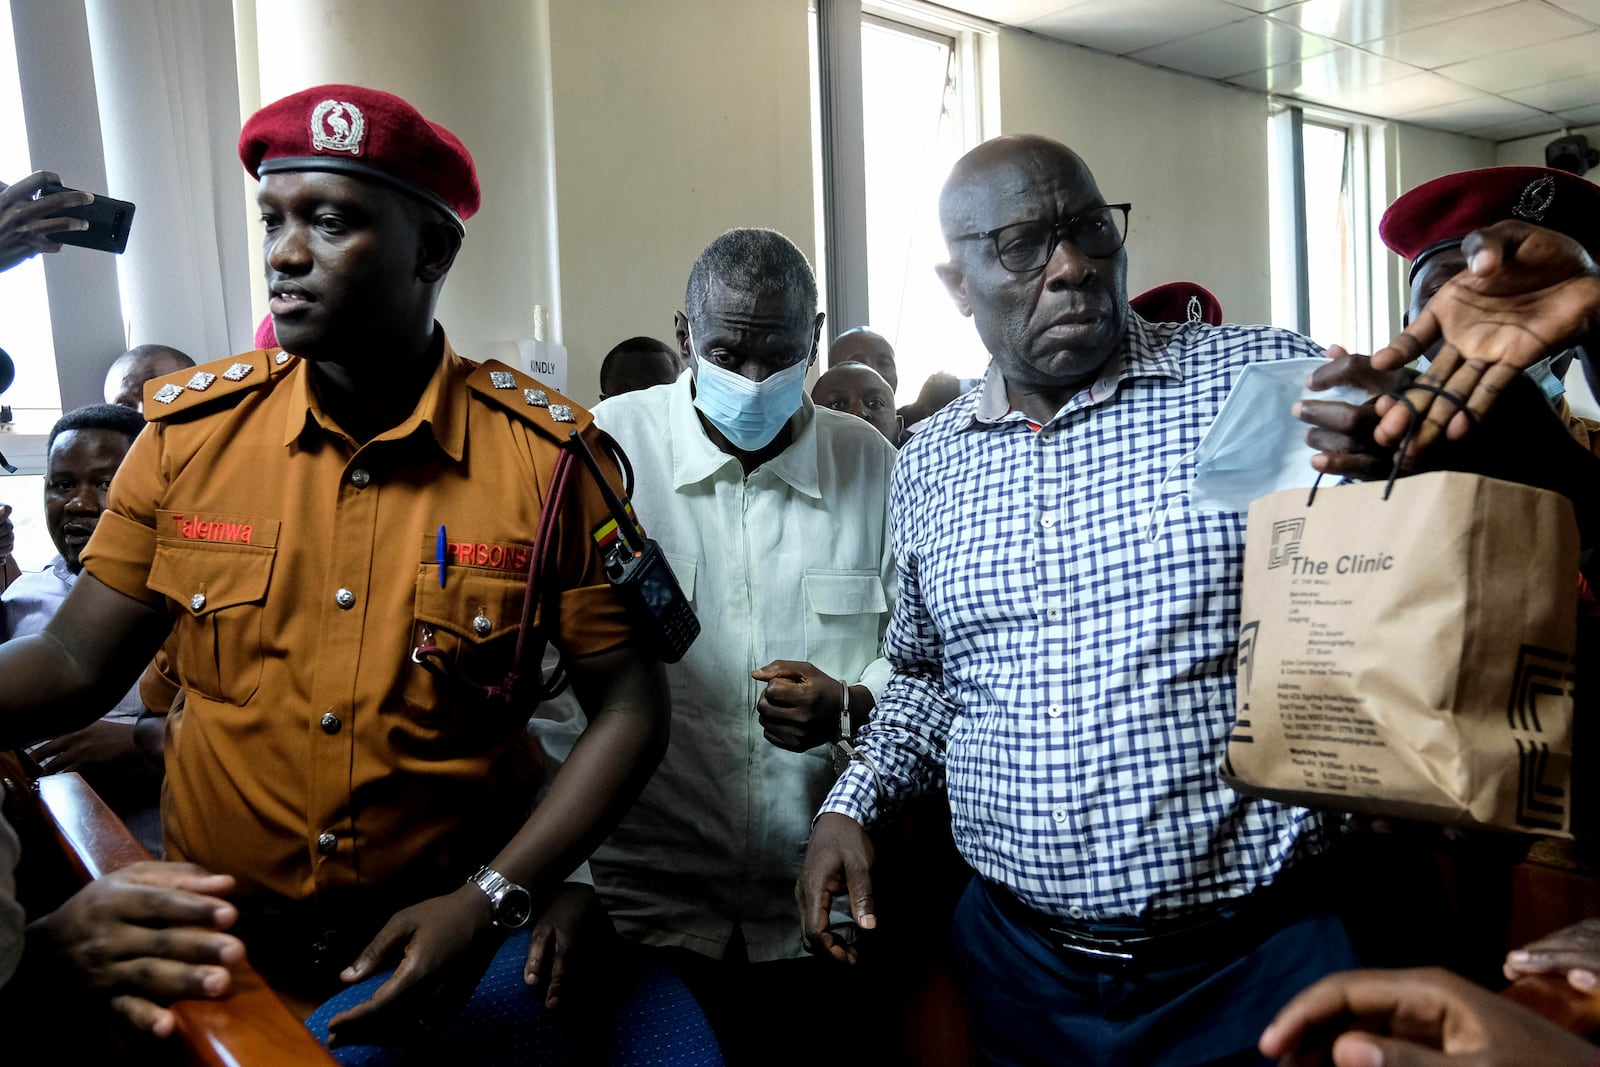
[
  {"xmin": 317, "ymin": 832, "xmax": 337, "ymax": 855},
  {"xmin": 350, "ymin": 468, "xmax": 371, "ymax": 488},
  {"xmin": 1047, "ymin": 703, "xmax": 1063, "ymax": 718},
  {"xmin": 335, "ymin": 588, "xmax": 356, "ymax": 610},
  {"xmin": 1051, "ymin": 805, "xmax": 1069, "ymax": 824},
  {"xmin": 190, "ymin": 593, "xmax": 206, "ymax": 612},
  {"xmin": 320, "ymin": 712, "xmax": 342, "ymax": 735},
  {"xmin": 473, "ymin": 613, "xmax": 492, "ymax": 636},
  {"xmin": 1067, "ymin": 906, "xmax": 1086, "ymax": 920}
]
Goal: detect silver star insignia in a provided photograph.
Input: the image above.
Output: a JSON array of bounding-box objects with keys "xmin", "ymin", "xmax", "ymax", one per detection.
[
  {"xmin": 222, "ymin": 362, "xmax": 254, "ymax": 382},
  {"xmin": 153, "ymin": 383, "xmax": 185, "ymax": 404},
  {"xmin": 489, "ymin": 370, "xmax": 517, "ymax": 389}
]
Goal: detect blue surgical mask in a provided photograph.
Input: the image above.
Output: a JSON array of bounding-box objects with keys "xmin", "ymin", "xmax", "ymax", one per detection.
[
  {"xmin": 689, "ymin": 328, "xmax": 809, "ymax": 451},
  {"xmin": 1525, "ymin": 353, "xmax": 1568, "ymax": 407}
]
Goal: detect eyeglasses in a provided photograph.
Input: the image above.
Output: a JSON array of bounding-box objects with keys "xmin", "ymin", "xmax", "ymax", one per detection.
[{"xmin": 951, "ymin": 204, "xmax": 1132, "ymax": 273}]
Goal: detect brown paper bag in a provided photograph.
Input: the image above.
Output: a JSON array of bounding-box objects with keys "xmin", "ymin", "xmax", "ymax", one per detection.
[{"xmin": 1222, "ymin": 470, "xmax": 1579, "ymax": 836}]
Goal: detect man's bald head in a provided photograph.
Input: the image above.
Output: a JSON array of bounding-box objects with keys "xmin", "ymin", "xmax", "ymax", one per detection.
[
  {"xmin": 828, "ymin": 327, "xmax": 898, "ymax": 392},
  {"xmin": 939, "ymin": 135, "xmax": 1101, "ymax": 244},
  {"xmin": 104, "ymin": 344, "xmax": 196, "ymax": 412},
  {"xmin": 933, "ymin": 134, "xmax": 1129, "ymax": 401}
]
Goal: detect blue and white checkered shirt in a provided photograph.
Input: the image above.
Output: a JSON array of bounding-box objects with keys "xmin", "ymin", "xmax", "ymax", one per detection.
[{"xmin": 820, "ymin": 314, "xmax": 1333, "ymax": 924}]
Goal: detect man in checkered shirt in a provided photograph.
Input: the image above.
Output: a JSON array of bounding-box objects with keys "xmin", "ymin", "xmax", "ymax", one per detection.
[{"xmin": 797, "ymin": 134, "xmax": 1361, "ymax": 1065}]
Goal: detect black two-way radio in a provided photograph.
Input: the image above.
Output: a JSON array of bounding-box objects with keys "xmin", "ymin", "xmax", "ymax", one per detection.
[{"xmin": 565, "ymin": 429, "xmax": 700, "ymax": 663}]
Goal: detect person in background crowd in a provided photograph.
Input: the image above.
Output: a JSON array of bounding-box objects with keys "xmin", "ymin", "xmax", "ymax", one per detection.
[
  {"xmin": 1130, "ymin": 281, "xmax": 1223, "ymax": 327},
  {"xmin": 591, "ymin": 228, "xmax": 896, "ymax": 1066},
  {"xmin": 103, "ymin": 345, "xmax": 196, "ymax": 412},
  {"xmin": 812, "ymin": 361, "xmax": 901, "ymax": 444},
  {"xmin": 3, "ymin": 403, "xmax": 163, "ymax": 851},
  {"xmin": 895, "ymin": 371, "xmax": 962, "ymax": 441},
  {"xmin": 598, "ymin": 335, "xmax": 681, "ymax": 400},
  {"xmin": 827, "ymin": 325, "xmax": 899, "ymax": 393},
  {"xmin": 1298, "ymin": 166, "xmax": 1600, "ymax": 482}
]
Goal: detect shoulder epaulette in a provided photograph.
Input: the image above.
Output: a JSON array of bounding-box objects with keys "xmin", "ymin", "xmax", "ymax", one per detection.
[
  {"xmin": 142, "ymin": 348, "xmax": 296, "ymax": 422},
  {"xmin": 466, "ymin": 359, "xmax": 594, "ymax": 439}
]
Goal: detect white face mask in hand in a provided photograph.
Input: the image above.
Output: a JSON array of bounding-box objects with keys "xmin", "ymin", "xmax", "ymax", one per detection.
[{"xmin": 1187, "ymin": 357, "xmax": 1368, "ymax": 513}]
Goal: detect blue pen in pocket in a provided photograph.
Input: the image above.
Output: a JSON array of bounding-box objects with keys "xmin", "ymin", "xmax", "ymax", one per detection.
[{"xmin": 436, "ymin": 524, "xmax": 447, "ymax": 588}]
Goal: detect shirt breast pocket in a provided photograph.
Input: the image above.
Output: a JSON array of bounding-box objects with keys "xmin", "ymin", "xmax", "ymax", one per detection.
[
  {"xmin": 148, "ymin": 540, "xmax": 275, "ymax": 706},
  {"xmin": 405, "ymin": 567, "xmax": 531, "ymax": 725},
  {"xmin": 801, "ymin": 570, "xmax": 888, "ymax": 668}
]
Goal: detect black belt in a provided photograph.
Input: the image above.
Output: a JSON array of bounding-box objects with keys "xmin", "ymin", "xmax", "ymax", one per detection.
[{"xmin": 983, "ymin": 873, "xmax": 1318, "ymax": 971}]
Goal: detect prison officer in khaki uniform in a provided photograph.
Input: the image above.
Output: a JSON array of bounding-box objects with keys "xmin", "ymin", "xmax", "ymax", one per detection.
[{"xmin": 0, "ymin": 84, "xmax": 673, "ymax": 1053}]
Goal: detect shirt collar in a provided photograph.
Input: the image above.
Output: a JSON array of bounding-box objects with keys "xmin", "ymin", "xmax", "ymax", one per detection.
[
  {"xmin": 49, "ymin": 555, "xmax": 75, "ymax": 583},
  {"xmin": 280, "ymin": 330, "xmax": 469, "ymax": 461},
  {"xmin": 968, "ymin": 312, "xmax": 1184, "ymax": 430},
  {"xmin": 667, "ymin": 372, "xmax": 821, "ymax": 498}
]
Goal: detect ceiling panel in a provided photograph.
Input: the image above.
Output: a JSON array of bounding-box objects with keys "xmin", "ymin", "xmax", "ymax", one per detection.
[
  {"xmin": 1470, "ymin": 114, "xmax": 1571, "ymax": 141},
  {"xmin": 1505, "ymin": 70, "xmax": 1600, "ymax": 112},
  {"xmin": 1365, "ymin": 1, "xmax": 1591, "ymax": 69},
  {"xmin": 1435, "ymin": 32, "xmax": 1600, "ymax": 93},
  {"xmin": 1218, "ymin": 0, "xmax": 1306, "ymax": 11},
  {"xmin": 1322, "ymin": 71, "xmax": 1483, "ymax": 114},
  {"xmin": 1559, "ymin": 102, "xmax": 1600, "ymax": 124},
  {"xmin": 1392, "ymin": 96, "xmax": 1549, "ymax": 132},
  {"xmin": 1228, "ymin": 42, "xmax": 1415, "ymax": 94},
  {"xmin": 1545, "ymin": 0, "xmax": 1600, "ymax": 20},
  {"xmin": 1021, "ymin": 0, "xmax": 1250, "ymax": 55},
  {"xmin": 937, "ymin": 0, "xmax": 1600, "ymax": 141},
  {"xmin": 1128, "ymin": 16, "xmax": 1336, "ymax": 78},
  {"xmin": 1270, "ymin": 0, "xmax": 1525, "ymax": 46}
]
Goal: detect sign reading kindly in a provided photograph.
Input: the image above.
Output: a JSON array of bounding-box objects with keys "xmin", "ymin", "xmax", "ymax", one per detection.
[{"xmin": 517, "ymin": 338, "xmax": 568, "ymax": 394}]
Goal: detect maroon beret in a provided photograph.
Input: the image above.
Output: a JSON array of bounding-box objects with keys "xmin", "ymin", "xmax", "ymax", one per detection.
[
  {"xmin": 1130, "ymin": 281, "xmax": 1223, "ymax": 327},
  {"xmin": 1379, "ymin": 166, "xmax": 1600, "ymax": 282},
  {"xmin": 253, "ymin": 313, "xmax": 276, "ymax": 350},
  {"xmin": 238, "ymin": 84, "xmax": 480, "ymax": 231}
]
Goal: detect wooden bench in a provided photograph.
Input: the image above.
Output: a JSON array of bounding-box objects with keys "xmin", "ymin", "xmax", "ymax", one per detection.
[{"xmin": 1, "ymin": 753, "xmax": 337, "ymax": 1066}]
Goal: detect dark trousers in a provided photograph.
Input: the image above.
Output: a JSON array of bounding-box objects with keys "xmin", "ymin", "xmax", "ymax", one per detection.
[
  {"xmin": 633, "ymin": 927, "xmax": 891, "ymax": 1067},
  {"xmin": 951, "ymin": 878, "xmax": 1360, "ymax": 1067}
]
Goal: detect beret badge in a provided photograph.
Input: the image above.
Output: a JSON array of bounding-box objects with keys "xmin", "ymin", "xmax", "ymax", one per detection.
[{"xmin": 310, "ymin": 99, "xmax": 366, "ymax": 156}]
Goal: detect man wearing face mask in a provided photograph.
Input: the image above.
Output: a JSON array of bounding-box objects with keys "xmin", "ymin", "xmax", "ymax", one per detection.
[
  {"xmin": 1298, "ymin": 166, "xmax": 1600, "ymax": 478},
  {"xmin": 589, "ymin": 228, "xmax": 897, "ymax": 1065}
]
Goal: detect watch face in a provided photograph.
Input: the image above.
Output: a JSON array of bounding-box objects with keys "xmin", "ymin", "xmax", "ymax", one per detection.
[{"xmin": 496, "ymin": 886, "xmax": 534, "ymax": 929}]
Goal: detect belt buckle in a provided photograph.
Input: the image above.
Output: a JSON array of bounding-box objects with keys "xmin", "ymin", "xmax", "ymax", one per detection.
[{"xmin": 1047, "ymin": 925, "xmax": 1143, "ymax": 963}]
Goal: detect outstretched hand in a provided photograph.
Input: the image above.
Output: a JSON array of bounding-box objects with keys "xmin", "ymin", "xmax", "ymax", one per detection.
[
  {"xmin": 1370, "ymin": 220, "xmax": 1600, "ymax": 465},
  {"xmin": 1259, "ymin": 967, "xmax": 1598, "ymax": 1066},
  {"xmin": 0, "ymin": 172, "xmax": 92, "ymax": 273}
]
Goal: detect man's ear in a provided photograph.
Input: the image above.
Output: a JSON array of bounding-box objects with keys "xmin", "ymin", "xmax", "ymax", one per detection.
[
  {"xmin": 935, "ymin": 261, "xmax": 973, "ymax": 317},
  {"xmin": 417, "ymin": 222, "xmax": 462, "ymax": 282},
  {"xmin": 674, "ymin": 311, "xmax": 691, "ymax": 365},
  {"xmin": 809, "ymin": 311, "xmax": 825, "ymax": 368}
]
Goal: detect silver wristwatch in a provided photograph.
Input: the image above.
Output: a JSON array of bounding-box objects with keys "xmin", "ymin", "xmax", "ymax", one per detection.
[{"xmin": 469, "ymin": 865, "xmax": 534, "ymax": 930}]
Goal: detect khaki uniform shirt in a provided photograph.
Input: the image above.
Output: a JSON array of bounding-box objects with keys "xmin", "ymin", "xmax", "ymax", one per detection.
[
  {"xmin": 1558, "ymin": 396, "xmax": 1600, "ymax": 458},
  {"xmin": 82, "ymin": 340, "xmax": 631, "ymax": 930}
]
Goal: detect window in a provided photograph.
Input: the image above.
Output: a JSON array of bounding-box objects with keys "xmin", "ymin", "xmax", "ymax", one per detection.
[
  {"xmin": 0, "ymin": 0, "xmax": 61, "ymax": 419},
  {"xmin": 0, "ymin": 1, "xmax": 60, "ymax": 570},
  {"xmin": 1268, "ymin": 105, "xmax": 1387, "ymax": 355},
  {"xmin": 812, "ymin": 2, "xmax": 993, "ymax": 403}
]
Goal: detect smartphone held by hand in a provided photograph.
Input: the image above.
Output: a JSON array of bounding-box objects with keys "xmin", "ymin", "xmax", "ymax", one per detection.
[{"xmin": 35, "ymin": 181, "xmax": 135, "ymax": 254}]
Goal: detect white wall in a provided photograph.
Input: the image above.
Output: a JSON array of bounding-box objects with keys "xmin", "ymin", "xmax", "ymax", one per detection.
[
  {"xmin": 994, "ymin": 30, "xmax": 1274, "ymax": 325},
  {"xmin": 234, "ymin": 0, "xmax": 561, "ymax": 375},
  {"xmin": 1392, "ymin": 123, "xmax": 1496, "ymax": 194},
  {"xmin": 547, "ymin": 0, "xmax": 815, "ymax": 401}
]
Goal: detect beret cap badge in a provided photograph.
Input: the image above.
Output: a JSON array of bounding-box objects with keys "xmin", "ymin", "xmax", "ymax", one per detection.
[{"xmin": 310, "ymin": 100, "xmax": 366, "ymax": 156}]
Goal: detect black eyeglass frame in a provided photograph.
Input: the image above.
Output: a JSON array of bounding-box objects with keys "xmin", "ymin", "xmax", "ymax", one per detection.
[{"xmin": 949, "ymin": 203, "xmax": 1133, "ymax": 273}]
